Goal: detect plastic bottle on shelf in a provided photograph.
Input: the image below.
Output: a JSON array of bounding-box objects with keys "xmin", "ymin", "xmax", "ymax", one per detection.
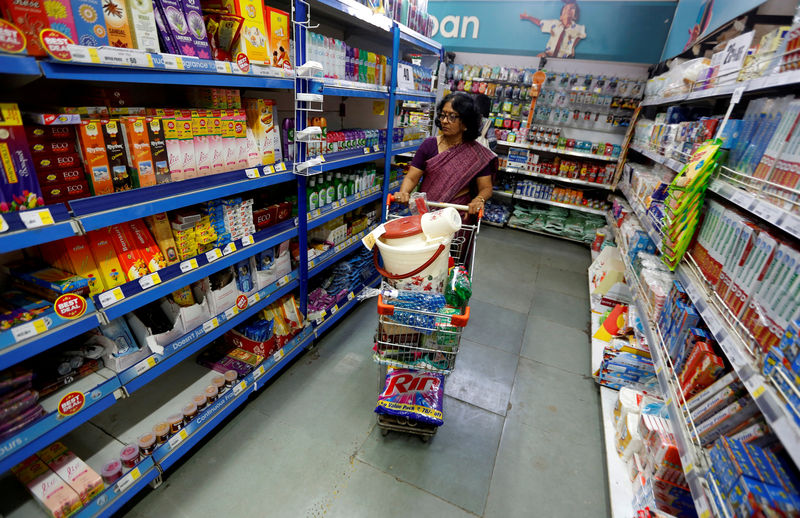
[
  {"xmin": 317, "ymin": 175, "xmax": 328, "ymax": 208},
  {"xmin": 335, "ymin": 172, "xmax": 344, "ymax": 201},
  {"xmin": 309, "ymin": 177, "xmax": 318, "ymax": 211},
  {"xmin": 326, "ymin": 173, "xmax": 335, "ymax": 205}
]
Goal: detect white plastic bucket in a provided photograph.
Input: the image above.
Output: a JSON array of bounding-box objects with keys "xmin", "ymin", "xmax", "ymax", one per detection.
[{"xmin": 375, "ymin": 235, "xmax": 451, "ymax": 293}]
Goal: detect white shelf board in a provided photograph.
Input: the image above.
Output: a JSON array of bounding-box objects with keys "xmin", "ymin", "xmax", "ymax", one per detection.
[{"xmin": 600, "ymin": 386, "xmax": 636, "ymax": 518}]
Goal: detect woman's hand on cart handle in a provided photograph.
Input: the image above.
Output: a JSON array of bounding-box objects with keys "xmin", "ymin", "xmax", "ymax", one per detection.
[
  {"xmin": 468, "ymin": 196, "xmax": 485, "ymax": 216},
  {"xmin": 390, "ymin": 192, "xmax": 410, "ymax": 205}
]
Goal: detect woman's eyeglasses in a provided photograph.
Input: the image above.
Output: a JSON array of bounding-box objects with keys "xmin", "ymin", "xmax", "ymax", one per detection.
[{"xmin": 437, "ymin": 112, "xmax": 460, "ymax": 122}]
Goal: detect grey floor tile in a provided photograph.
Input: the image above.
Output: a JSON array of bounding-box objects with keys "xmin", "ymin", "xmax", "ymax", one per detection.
[
  {"xmin": 445, "ymin": 338, "xmax": 520, "ymax": 415},
  {"xmin": 537, "ymin": 239, "xmax": 592, "ymax": 274},
  {"xmin": 471, "ymin": 273, "xmax": 535, "ymax": 313},
  {"xmin": 509, "ymin": 357, "xmax": 601, "ymax": 447},
  {"xmin": 521, "ymin": 316, "xmax": 590, "ymax": 375},
  {"xmin": 535, "ymin": 264, "xmax": 589, "ymax": 300},
  {"xmin": 358, "ymin": 396, "xmax": 504, "ymax": 516},
  {"xmin": 530, "ymin": 287, "xmax": 590, "ymax": 330},
  {"xmin": 484, "ymin": 415, "xmax": 609, "ymax": 518},
  {"xmin": 324, "ymin": 460, "xmax": 477, "ymax": 518},
  {"xmin": 462, "ymin": 298, "xmax": 527, "ymax": 354}
]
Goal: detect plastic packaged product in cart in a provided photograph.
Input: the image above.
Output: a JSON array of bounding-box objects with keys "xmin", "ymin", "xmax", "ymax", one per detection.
[
  {"xmin": 445, "ymin": 266, "xmax": 472, "ymax": 307},
  {"xmin": 375, "ymin": 368, "xmax": 445, "ymax": 426}
]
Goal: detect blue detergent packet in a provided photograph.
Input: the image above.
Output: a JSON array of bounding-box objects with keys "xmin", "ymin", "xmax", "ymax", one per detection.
[{"xmin": 375, "ymin": 368, "xmax": 445, "ymax": 426}]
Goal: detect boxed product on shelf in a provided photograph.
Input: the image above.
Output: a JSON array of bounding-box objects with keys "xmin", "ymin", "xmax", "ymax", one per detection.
[
  {"xmin": 40, "ymin": 235, "xmax": 107, "ymax": 296},
  {"xmin": 197, "ymin": 266, "xmax": 237, "ymax": 315},
  {"xmin": 265, "ymin": 6, "xmax": 290, "ymax": 69},
  {"xmin": 37, "ymin": 442, "xmax": 104, "ymax": 505},
  {"xmin": 0, "ymin": 104, "xmax": 45, "ymax": 213},
  {"xmin": 102, "ymin": 0, "xmax": 135, "ymax": 48},
  {"xmin": 253, "ymin": 242, "xmax": 291, "ymax": 289},
  {"xmin": 12, "ymin": 455, "xmax": 83, "ymax": 518},
  {"xmin": 222, "ymin": 0, "xmax": 269, "ymax": 64}
]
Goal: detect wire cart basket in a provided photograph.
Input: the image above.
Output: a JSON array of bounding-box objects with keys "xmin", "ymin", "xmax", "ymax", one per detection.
[{"xmin": 372, "ymin": 197, "xmax": 481, "ymax": 440}]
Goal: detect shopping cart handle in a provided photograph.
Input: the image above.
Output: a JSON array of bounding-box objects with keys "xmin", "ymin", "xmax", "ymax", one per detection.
[
  {"xmin": 387, "ymin": 193, "xmax": 395, "ymax": 206},
  {"xmin": 377, "ymin": 294, "xmax": 395, "ymax": 316},
  {"xmin": 451, "ymin": 306, "xmax": 470, "ymax": 327}
]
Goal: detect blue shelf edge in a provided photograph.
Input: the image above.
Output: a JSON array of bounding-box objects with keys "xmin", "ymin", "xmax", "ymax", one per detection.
[
  {"xmin": 72, "ymin": 168, "xmax": 294, "ymax": 231},
  {"xmin": 121, "ymin": 274, "xmax": 300, "ymax": 393},
  {"xmin": 0, "ymin": 54, "xmax": 41, "ymax": 77},
  {"xmin": 308, "ymin": 225, "xmax": 375, "ymax": 279},
  {"xmin": 307, "ymin": 187, "xmax": 383, "ymax": 231},
  {"xmin": 0, "ymin": 312, "xmax": 102, "ymax": 372},
  {"xmin": 39, "ymin": 61, "xmax": 294, "ymax": 89},
  {"xmin": 100, "ymin": 221, "xmax": 297, "ymax": 321},
  {"xmin": 0, "ymin": 219, "xmax": 77, "ymax": 254},
  {"xmin": 390, "ymin": 140, "xmax": 424, "ymax": 156},
  {"xmin": 397, "ymin": 24, "xmax": 443, "ymax": 56},
  {"xmin": 394, "ymin": 91, "xmax": 435, "ymax": 102},
  {"xmin": 319, "ymin": 149, "xmax": 385, "ymax": 172},
  {"xmin": 75, "ymin": 457, "xmax": 159, "ymax": 518},
  {"xmin": 312, "ymin": 273, "xmax": 380, "ymax": 336}
]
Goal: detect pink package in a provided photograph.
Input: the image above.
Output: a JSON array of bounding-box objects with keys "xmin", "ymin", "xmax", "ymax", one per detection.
[
  {"xmin": 12, "ymin": 455, "xmax": 83, "ymax": 518},
  {"xmin": 38, "ymin": 442, "xmax": 103, "ymax": 504},
  {"xmin": 210, "ymin": 111, "xmax": 225, "ymax": 174},
  {"xmin": 375, "ymin": 367, "xmax": 444, "ymax": 426}
]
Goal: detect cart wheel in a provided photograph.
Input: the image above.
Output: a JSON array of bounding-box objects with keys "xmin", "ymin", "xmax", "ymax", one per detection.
[{"xmin": 381, "ymin": 428, "xmax": 390, "ymax": 437}]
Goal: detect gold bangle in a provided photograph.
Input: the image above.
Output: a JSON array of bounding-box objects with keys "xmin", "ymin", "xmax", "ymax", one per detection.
[{"xmin": 475, "ymin": 196, "xmax": 485, "ymax": 203}]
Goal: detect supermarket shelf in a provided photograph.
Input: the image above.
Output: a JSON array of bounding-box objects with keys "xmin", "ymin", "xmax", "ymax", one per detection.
[
  {"xmin": 311, "ymin": 273, "xmax": 380, "ymax": 336},
  {"xmin": 600, "ymin": 387, "xmax": 636, "ymax": 518},
  {"xmin": 481, "ymin": 219, "xmax": 506, "ymax": 228},
  {"xmin": 492, "ymin": 190, "xmax": 514, "ymax": 199},
  {"xmin": 309, "ymin": 78, "xmax": 390, "ymax": 99},
  {"xmin": 318, "ymin": 147, "xmax": 385, "ymax": 172},
  {"xmin": 397, "ymin": 23, "xmax": 443, "ymax": 55},
  {"xmin": 676, "ymin": 261, "xmax": 800, "ymax": 467},
  {"xmin": 307, "ymin": 185, "xmax": 383, "ymax": 230},
  {"xmin": 616, "ymin": 186, "xmax": 663, "ymax": 252},
  {"xmin": 0, "ymin": 310, "xmax": 102, "ymax": 371},
  {"xmin": 310, "ymin": 0, "xmax": 393, "ymax": 32},
  {"xmin": 394, "ymin": 90, "xmax": 436, "ymax": 102},
  {"xmin": 97, "ymin": 220, "xmax": 297, "ymax": 321},
  {"xmin": 118, "ymin": 272, "xmax": 299, "ymax": 394},
  {"xmin": 0, "ymin": 370, "xmax": 121, "ymax": 474},
  {"xmin": 507, "ymin": 222, "xmax": 590, "ymax": 245},
  {"xmin": 73, "ymin": 457, "xmax": 159, "ymax": 518},
  {"xmin": 390, "ymin": 139, "xmax": 425, "ymax": 156},
  {"xmin": 0, "ymin": 54, "xmax": 41, "ymax": 77},
  {"xmin": 629, "ymin": 144, "xmax": 684, "ymax": 172},
  {"xmin": 0, "ymin": 204, "xmax": 78, "ymax": 254},
  {"xmin": 503, "ymin": 167, "xmax": 614, "ymax": 190},
  {"xmin": 39, "ymin": 60, "xmax": 294, "ymax": 89},
  {"xmin": 308, "ymin": 225, "xmax": 374, "ymax": 278},
  {"xmin": 709, "ymin": 178, "xmax": 800, "ymax": 241},
  {"xmin": 155, "ymin": 325, "xmax": 314, "ymax": 470},
  {"xmin": 497, "ymin": 140, "xmax": 619, "ymax": 162},
  {"xmin": 513, "ymin": 194, "xmax": 607, "ymax": 216},
  {"xmin": 640, "ymin": 70, "xmax": 800, "ymax": 107},
  {"xmin": 70, "ymin": 166, "xmax": 294, "ymax": 231}
]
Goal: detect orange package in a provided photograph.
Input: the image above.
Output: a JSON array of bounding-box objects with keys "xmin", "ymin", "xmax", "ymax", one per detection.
[
  {"xmin": 127, "ymin": 219, "xmax": 166, "ymax": 273},
  {"xmin": 120, "ymin": 117, "xmax": 157, "ymax": 187},
  {"xmin": 62, "ymin": 235, "xmax": 107, "ymax": 296},
  {"xmin": 108, "ymin": 224, "xmax": 148, "ymax": 281},
  {"xmin": 86, "ymin": 229, "xmax": 127, "ymax": 289},
  {"xmin": 77, "ymin": 120, "xmax": 114, "ymax": 195},
  {"xmin": 266, "ymin": 7, "xmax": 291, "ymax": 69},
  {"xmin": 143, "ymin": 213, "xmax": 179, "ymax": 265}
]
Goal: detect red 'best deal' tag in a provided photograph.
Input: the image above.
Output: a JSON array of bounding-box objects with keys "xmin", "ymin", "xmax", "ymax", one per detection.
[
  {"xmin": 236, "ymin": 52, "xmax": 250, "ymax": 73},
  {"xmin": 58, "ymin": 391, "xmax": 85, "ymax": 417},
  {"xmin": 54, "ymin": 294, "xmax": 87, "ymax": 319},
  {"xmin": 236, "ymin": 295, "xmax": 248, "ymax": 310},
  {"xmin": 39, "ymin": 29, "xmax": 74, "ymax": 61},
  {"xmin": 0, "ymin": 19, "xmax": 27, "ymax": 54}
]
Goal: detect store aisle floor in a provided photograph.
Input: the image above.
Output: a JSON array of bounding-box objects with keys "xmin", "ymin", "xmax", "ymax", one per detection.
[{"xmin": 121, "ymin": 226, "xmax": 609, "ymax": 518}]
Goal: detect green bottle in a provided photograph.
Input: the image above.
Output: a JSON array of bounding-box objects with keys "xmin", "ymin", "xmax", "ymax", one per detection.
[
  {"xmin": 347, "ymin": 174, "xmax": 355, "ymax": 196},
  {"xmin": 326, "ymin": 173, "xmax": 335, "ymax": 206},
  {"xmin": 335, "ymin": 172, "xmax": 344, "ymax": 201},
  {"xmin": 309, "ymin": 177, "xmax": 318, "ymax": 211},
  {"xmin": 317, "ymin": 176, "xmax": 327, "ymax": 208}
]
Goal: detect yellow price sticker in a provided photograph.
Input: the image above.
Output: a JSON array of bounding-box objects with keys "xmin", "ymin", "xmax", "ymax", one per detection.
[
  {"xmin": 175, "ymin": 56, "xmax": 183, "ymax": 69},
  {"xmin": 33, "ymin": 319, "xmax": 48, "ymax": 334},
  {"xmin": 130, "ymin": 468, "xmax": 141, "ymax": 480},
  {"xmin": 752, "ymin": 385, "xmax": 766, "ymax": 399},
  {"xmin": 147, "ymin": 357, "xmax": 156, "ymax": 368},
  {"xmin": 88, "ymin": 47, "xmax": 100, "ymax": 63},
  {"xmin": 179, "ymin": 429, "xmax": 188, "ymax": 440}
]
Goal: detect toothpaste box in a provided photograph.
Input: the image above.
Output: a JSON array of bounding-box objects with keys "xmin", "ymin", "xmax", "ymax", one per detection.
[
  {"xmin": 0, "ymin": 104, "xmax": 45, "ymax": 213},
  {"xmin": 37, "ymin": 442, "xmax": 103, "ymax": 505},
  {"xmin": 69, "ymin": 0, "xmax": 108, "ymax": 46},
  {"xmin": 77, "ymin": 120, "xmax": 113, "ymax": 196},
  {"xmin": 11, "ymin": 455, "xmax": 83, "ymax": 518}
]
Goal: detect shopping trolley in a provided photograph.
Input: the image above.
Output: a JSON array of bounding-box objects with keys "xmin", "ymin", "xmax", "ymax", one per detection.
[{"xmin": 371, "ymin": 195, "xmax": 481, "ymax": 440}]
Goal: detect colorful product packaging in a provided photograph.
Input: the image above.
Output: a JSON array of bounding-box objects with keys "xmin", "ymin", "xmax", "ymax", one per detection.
[
  {"xmin": 108, "ymin": 223, "xmax": 148, "ymax": 280},
  {"xmin": 61, "ymin": 235, "xmax": 107, "ymax": 295},
  {"xmin": 86, "ymin": 229, "xmax": 127, "ymax": 288},
  {"xmin": 222, "ymin": 0, "xmax": 268, "ymax": 64},
  {"xmin": 37, "ymin": 442, "xmax": 104, "ymax": 505},
  {"xmin": 375, "ymin": 367, "xmax": 444, "ymax": 426},
  {"xmin": 127, "ymin": 218, "xmax": 166, "ymax": 272},
  {"xmin": 68, "ymin": 0, "xmax": 108, "ymax": 46},
  {"xmin": 244, "ymin": 98, "xmax": 280, "ymax": 165},
  {"xmin": 191, "ymin": 110, "xmax": 212, "ymax": 176},
  {"xmin": 160, "ymin": 113, "xmax": 184, "ymax": 180},
  {"xmin": 177, "ymin": 110, "xmax": 197, "ymax": 179},
  {"xmin": 43, "ymin": 0, "xmax": 79, "ymax": 42},
  {"xmin": 0, "ymin": 104, "xmax": 44, "ymax": 212},
  {"xmin": 102, "ymin": 0, "xmax": 134, "ymax": 47},
  {"xmin": 77, "ymin": 120, "xmax": 113, "ymax": 195},
  {"xmin": 144, "ymin": 117, "xmax": 171, "ymax": 184},
  {"xmin": 101, "ymin": 119, "xmax": 133, "ymax": 192},
  {"xmin": 265, "ymin": 7, "xmax": 290, "ymax": 69},
  {"xmin": 12, "ymin": 455, "xmax": 83, "ymax": 518},
  {"xmin": 125, "ymin": 0, "xmax": 159, "ymax": 51},
  {"xmin": 120, "ymin": 117, "xmax": 157, "ymax": 188},
  {"xmin": 0, "ymin": 0, "xmax": 49, "ymax": 55},
  {"xmin": 144, "ymin": 213, "xmax": 179, "ymax": 264},
  {"xmin": 180, "ymin": 0, "xmax": 211, "ymax": 59}
]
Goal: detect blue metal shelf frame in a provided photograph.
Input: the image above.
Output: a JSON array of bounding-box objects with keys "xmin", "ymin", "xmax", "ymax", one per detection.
[
  {"xmin": 319, "ymin": 148, "xmax": 385, "ymax": 172},
  {"xmin": 0, "ymin": 204, "xmax": 78, "ymax": 254},
  {"xmin": 122, "ymin": 276, "xmax": 299, "ymax": 393},
  {"xmin": 307, "ymin": 188, "xmax": 383, "ymax": 231},
  {"xmin": 382, "ymin": 26, "xmax": 401, "ymax": 223},
  {"xmin": 312, "ymin": 273, "xmax": 380, "ymax": 336},
  {"xmin": 71, "ymin": 168, "xmax": 295, "ymax": 231},
  {"xmin": 394, "ymin": 91, "xmax": 436, "ymax": 102},
  {"xmin": 39, "ymin": 61, "xmax": 294, "ymax": 89},
  {"xmin": 0, "ymin": 54, "xmax": 42, "ymax": 77},
  {"xmin": 390, "ymin": 141, "xmax": 423, "ymax": 156},
  {"xmin": 309, "ymin": 80, "xmax": 389, "ymax": 99},
  {"xmin": 295, "ymin": 0, "xmax": 310, "ymax": 318},
  {"xmin": 397, "ymin": 23, "xmax": 444, "ymax": 58},
  {"xmin": 0, "ymin": 312, "xmax": 102, "ymax": 371}
]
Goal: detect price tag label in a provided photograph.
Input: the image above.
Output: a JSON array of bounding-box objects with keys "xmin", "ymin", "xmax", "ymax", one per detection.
[
  {"xmin": 264, "ymin": 165, "xmax": 275, "ymax": 175},
  {"xmin": 162, "ymin": 54, "xmax": 182, "ymax": 69},
  {"xmin": 783, "ymin": 213, "xmax": 800, "ymax": 237},
  {"xmin": 363, "ymin": 147, "xmax": 370, "ymax": 154},
  {"xmin": 168, "ymin": 429, "xmax": 189, "ymax": 448},
  {"xmin": 206, "ymin": 249, "xmax": 222, "ymax": 262},
  {"xmin": 115, "ymin": 467, "xmax": 140, "ymax": 492},
  {"xmin": 731, "ymin": 190, "xmax": 754, "ymax": 209},
  {"xmin": 752, "ymin": 201, "xmax": 784, "ymax": 225},
  {"xmin": 224, "ymin": 306, "xmax": 239, "ymax": 320},
  {"xmin": 11, "ymin": 318, "xmax": 48, "ymax": 342},
  {"xmin": 277, "ymin": 275, "xmax": 290, "ymax": 287},
  {"xmin": 273, "ymin": 348, "xmax": 285, "ymax": 362},
  {"xmin": 348, "ymin": 292, "xmax": 355, "ymax": 301},
  {"xmin": 223, "ymin": 242, "xmax": 237, "ymax": 255},
  {"xmin": 373, "ymin": 145, "xmax": 380, "ymax": 152},
  {"xmin": 332, "ymin": 201, "xmax": 340, "ymax": 209},
  {"xmin": 275, "ymin": 163, "xmax": 287, "ymax": 172},
  {"xmin": 241, "ymin": 235, "xmax": 254, "ymax": 246},
  {"xmin": 253, "ymin": 365, "xmax": 265, "ymax": 379},
  {"xmin": 233, "ymin": 380, "xmax": 247, "ymax": 396},
  {"xmin": 361, "ymin": 224, "xmax": 386, "ymax": 250},
  {"xmin": 245, "ymin": 168, "xmax": 260, "ymax": 178},
  {"xmin": 704, "ymin": 312, "xmax": 724, "ymax": 337},
  {"xmin": 330, "ymin": 305, "xmax": 339, "ymax": 315},
  {"xmin": 98, "ymin": 287, "xmax": 125, "ymax": 308},
  {"xmin": 20, "ymin": 208, "xmax": 55, "ymax": 229},
  {"xmin": 134, "ymin": 356, "xmax": 157, "ymax": 375},
  {"xmin": 752, "ymin": 385, "xmax": 766, "ymax": 399},
  {"xmin": 683, "ymin": 463, "xmax": 693, "ymax": 475},
  {"xmin": 138, "ymin": 272, "xmax": 162, "ymax": 290},
  {"xmin": 202, "ymin": 318, "xmax": 219, "ymax": 333},
  {"xmin": 180, "ymin": 258, "xmax": 198, "ymax": 273},
  {"xmin": 215, "ymin": 61, "xmax": 231, "ymax": 73},
  {"xmin": 731, "ymin": 86, "xmax": 746, "ymax": 105},
  {"xmin": 248, "ymin": 292, "xmax": 261, "ymax": 305}
]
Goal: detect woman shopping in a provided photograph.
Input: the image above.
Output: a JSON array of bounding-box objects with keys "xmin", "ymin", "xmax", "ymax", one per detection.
[{"xmin": 395, "ymin": 93, "xmax": 496, "ymax": 216}]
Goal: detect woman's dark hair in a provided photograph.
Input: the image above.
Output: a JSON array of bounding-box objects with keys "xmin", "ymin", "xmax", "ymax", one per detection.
[
  {"xmin": 435, "ymin": 92, "xmax": 482, "ymax": 142},
  {"xmin": 472, "ymin": 93, "xmax": 491, "ymax": 118}
]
